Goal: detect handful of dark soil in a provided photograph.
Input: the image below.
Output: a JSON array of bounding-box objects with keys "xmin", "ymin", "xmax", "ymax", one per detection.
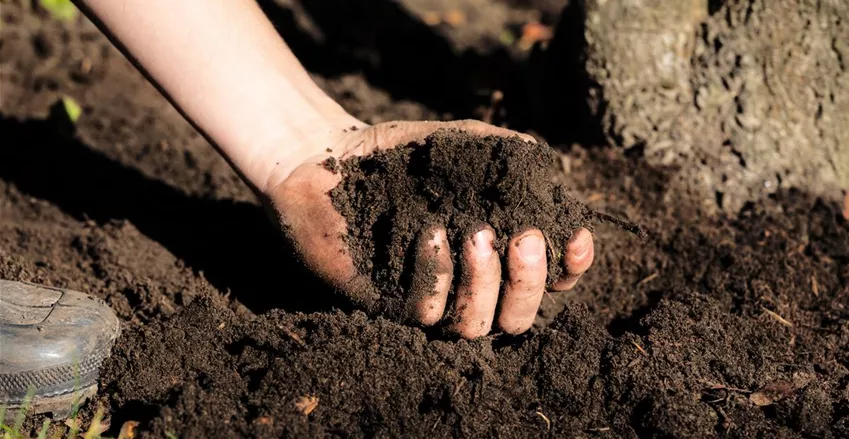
[{"xmin": 330, "ymin": 130, "xmax": 644, "ymax": 318}]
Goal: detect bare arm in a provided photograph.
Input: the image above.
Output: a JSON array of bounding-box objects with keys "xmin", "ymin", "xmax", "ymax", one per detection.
[
  {"xmin": 73, "ymin": 0, "xmax": 361, "ymax": 193},
  {"xmin": 72, "ymin": 0, "xmax": 595, "ymax": 338}
]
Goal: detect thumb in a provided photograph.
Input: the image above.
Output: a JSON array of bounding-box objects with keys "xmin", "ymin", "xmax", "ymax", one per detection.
[{"xmin": 340, "ymin": 120, "xmax": 536, "ymax": 159}]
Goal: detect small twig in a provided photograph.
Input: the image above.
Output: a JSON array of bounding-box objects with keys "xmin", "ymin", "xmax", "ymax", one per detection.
[
  {"xmin": 637, "ymin": 272, "xmax": 659, "ymax": 286},
  {"xmin": 586, "ymin": 427, "xmax": 611, "ymax": 432},
  {"xmin": 542, "ymin": 231, "xmax": 557, "ymax": 262},
  {"xmin": 592, "ymin": 210, "xmax": 648, "ymax": 240},
  {"xmin": 761, "ymin": 307, "xmax": 793, "ymax": 327},
  {"xmin": 278, "ymin": 325, "xmax": 306, "ymax": 347},
  {"xmin": 451, "ymin": 380, "xmax": 465, "ymax": 398},
  {"xmin": 707, "ymin": 384, "xmax": 752, "ymax": 394},
  {"xmin": 631, "ymin": 341, "xmax": 647, "ymax": 355},
  {"xmin": 811, "ymin": 276, "xmax": 819, "ymax": 297}
]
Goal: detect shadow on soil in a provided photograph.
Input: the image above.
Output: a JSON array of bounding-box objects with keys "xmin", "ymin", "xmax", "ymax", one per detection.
[
  {"xmin": 257, "ymin": 0, "xmax": 602, "ymax": 145},
  {"xmin": 0, "ymin": 110, "xmax": 347, "ymax": 315}
]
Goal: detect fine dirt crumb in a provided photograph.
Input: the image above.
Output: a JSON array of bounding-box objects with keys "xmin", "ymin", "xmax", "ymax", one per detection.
[
  {"xmin": 322, "ymin": 156, "xmax": 338, "ymax": 174},
  {"xmin": 330, "ymin": 130, "xmax": 594, "ymax": 318}
]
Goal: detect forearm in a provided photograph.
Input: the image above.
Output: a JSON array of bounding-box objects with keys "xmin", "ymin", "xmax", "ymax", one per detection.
[{"xmin": 73, "ymin": 0, "xmax": 361, "ymax": 192}]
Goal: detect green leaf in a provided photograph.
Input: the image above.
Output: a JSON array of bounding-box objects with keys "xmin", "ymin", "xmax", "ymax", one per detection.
[
  {"xmin": 62, "ymin": 96, "xmax": 82, "ymax": 123},
  {"xmin": 39, "ymin": 0, "xmax": 78, "ymax": 22},
  {"xmin": 12, "ymin": 388, "xmax": 34, "ymax": 436},
  {"xmin": 35, "ymin": 419, "xmax": 50, "ymax": 439},
  {"xmin": 499, "ymin": 30, "xmax": 516, "ymax": 46}
]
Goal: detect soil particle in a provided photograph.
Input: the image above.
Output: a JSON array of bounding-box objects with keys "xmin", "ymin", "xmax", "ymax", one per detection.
[{"xmin": 330, "ymin": 130, "xmax": 595, "ymax": 318}]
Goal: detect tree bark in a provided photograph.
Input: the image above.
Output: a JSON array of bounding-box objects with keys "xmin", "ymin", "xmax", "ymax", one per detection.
[{"xmin": 584, "ymin": 0, "xmax": 849, "ymax": 213}]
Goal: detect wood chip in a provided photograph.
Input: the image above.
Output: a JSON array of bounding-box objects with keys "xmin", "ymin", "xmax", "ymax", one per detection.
[
  {"xmin": 295, "ymin": 395, "xmax": 319, "ymax": 416},
  {"xmin": 811, "ymin": 276, "xmax": 819, "ymax": 297}
]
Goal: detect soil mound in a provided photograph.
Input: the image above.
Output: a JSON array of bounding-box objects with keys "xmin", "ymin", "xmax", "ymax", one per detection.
[{"xmin": 331, "ymin": 131, "xmax": 641, "ymax": 317}]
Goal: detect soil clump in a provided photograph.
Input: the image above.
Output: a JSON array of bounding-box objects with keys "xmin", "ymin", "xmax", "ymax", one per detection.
[{"xmin": 331, "ymin": 131, "xmax": 601, "ymax": 317}]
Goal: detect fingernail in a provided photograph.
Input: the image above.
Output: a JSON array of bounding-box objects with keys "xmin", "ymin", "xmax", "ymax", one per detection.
[
  {"xmin": 427, "ymin": 229, "xmax": 446, "ymax": 252},
  {"xmin": 518, "ymin": 234, "xmax": 544, "ymax": 263},
  {"xmin": 473, "ymin": 230, "xmax": 494, "ymax": 257},
  {"xmin": 570, "ymin": 232, "xmax": 591, "ymax": 259}
]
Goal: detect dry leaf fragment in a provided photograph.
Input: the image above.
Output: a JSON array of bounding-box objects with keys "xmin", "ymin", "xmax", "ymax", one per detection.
[
  {"xmin": 749, "ymin": 380, "xmax": 796, "ymax": 406},
  {"xmin": 295, "ymin": 395, "xmax": 319, "ymax": 415}
]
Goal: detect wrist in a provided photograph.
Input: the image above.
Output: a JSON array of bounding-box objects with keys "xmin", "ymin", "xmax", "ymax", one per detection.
[{"xmin": 246, "ymin": 101, "xmax": 364, "ymax": 194}]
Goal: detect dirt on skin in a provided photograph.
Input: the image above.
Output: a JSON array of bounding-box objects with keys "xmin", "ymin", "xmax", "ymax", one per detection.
[
  {"xmin": 330, "ymin": 131, "xmax": 605, "ymax": 319},
  {"xmin": 2, "ymin": 1, "xmax": 849, "ymax": 438}
]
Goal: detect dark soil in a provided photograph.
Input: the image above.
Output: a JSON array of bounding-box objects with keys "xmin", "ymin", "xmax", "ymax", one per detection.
[
  {"xmin": 2, "ymin": 1, "xmax": 849, "ymax": 438},
  {"xmin": 331, "ymin": 131, "xmax": 596, "ymax": 318}
]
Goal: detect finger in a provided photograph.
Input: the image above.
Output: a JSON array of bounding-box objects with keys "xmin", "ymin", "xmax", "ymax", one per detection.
[
  {"xmin": 270, "ymin": 165, "xmax": 378, "ymax": 308},
  {"xmin": 552, "ymin": 228, "xmax": 594, "ymax": 291},
  {"xmin": 450, "ymin": 228, "xmax": 501, "ymax": 339},
  {"xmin": 341, "ymin": 121, "xmax": 536, "ymax": 159},
  {"xmin": 408, "ymin": 227, "xmax": 453, "ymax": 326},
  {"xmin": 444, "ymin": 120, "xmax": 537, "ymax": 144},
  {"xmin": 498, "ymin": 229, "xmax": 547, "ymax": 334}
]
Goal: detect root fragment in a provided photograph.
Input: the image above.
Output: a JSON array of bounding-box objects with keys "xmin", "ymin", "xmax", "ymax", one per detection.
[
  {"xmin": 535, "ymin": 410, "xmax": 551, "ymax": 431},
  {"xmin": 761, "ymin": 307, "xmax": 793, "ymax": 327},
  {"xmin": 592, "ymin": 210, "xmax": 648, "ymax": 240}
]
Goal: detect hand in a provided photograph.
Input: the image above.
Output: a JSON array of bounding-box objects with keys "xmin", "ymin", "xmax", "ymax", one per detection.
[{"xmin": 265, "ymin": 120, "xmax": 594, "ymax": 339}]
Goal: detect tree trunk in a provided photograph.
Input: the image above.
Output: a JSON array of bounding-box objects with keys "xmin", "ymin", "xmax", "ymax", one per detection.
[{"xmin": 584, "ymin": 0, "xmax": 849, "ymax": 213}]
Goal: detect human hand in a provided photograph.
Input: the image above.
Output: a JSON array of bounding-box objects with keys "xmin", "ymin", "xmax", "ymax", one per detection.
[{"xmin": 264, "ymin": 120, "xmax": 594, "ymax": 339}]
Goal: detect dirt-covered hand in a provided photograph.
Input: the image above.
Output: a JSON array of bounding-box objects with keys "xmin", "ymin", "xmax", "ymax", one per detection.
[{"xmin": 266, "ymin": 120, "xmax": 594, "ymax": 339}]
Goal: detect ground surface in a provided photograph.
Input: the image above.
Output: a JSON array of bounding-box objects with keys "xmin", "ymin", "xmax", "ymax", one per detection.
[{"xmin": 1, "ymin": 1, "xmax": 848, "ymax": 438}]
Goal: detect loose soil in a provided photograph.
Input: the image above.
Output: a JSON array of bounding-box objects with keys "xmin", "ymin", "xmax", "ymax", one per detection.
[
  {"xmin": 331, "ymin": 132, "xmax": 599, "ymax": 319},
  {"xmin": 2, "ymin": 1, "xmax": 849, "ymax": 438}
]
